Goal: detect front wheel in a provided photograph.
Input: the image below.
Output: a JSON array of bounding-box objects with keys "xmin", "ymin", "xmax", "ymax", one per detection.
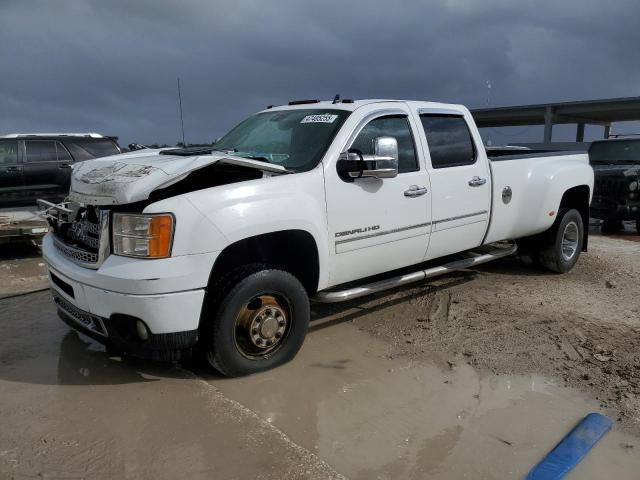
[
  {"xmin": 538, "ymin": 209, "xmax": 584, "ymax": 273},
  {"xmin": 201, "ymin": 265, "xmax": 310, "ymax": 377}
]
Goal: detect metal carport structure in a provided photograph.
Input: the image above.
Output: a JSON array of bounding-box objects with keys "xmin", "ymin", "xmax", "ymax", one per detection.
[{"xmin": 471, "ymin": 96, "xmax": 640, "ymax": 143}]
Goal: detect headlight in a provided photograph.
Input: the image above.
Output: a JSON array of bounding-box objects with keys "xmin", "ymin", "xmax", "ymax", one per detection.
[
  {"xmin": 629, "ymin": 180, "xmax": 639, "ymax": 192},
  {"xmin": 112, "ymin": 213, "xmax": 174, "ymax": 258}
]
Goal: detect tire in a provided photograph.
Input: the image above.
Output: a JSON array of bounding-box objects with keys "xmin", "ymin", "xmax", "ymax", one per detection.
[
  {"xmin": 200, "ymin": 264, "xmax": 309, "ymax": 377},
  {"xmin": 601, "ymin": 219, "xmax": 622, "ymax": 234},
  {"xmin": 636, "ymin": 218, "xmax": 640, "ymax": 235},
  {"xmin": 538, "ymin": 209, "xmax": 584, "ymax": 273}
]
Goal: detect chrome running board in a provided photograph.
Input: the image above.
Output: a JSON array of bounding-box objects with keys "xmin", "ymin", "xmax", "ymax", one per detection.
[{"xmin": 313, "ymin": 242, "xmax": 517, "ymax": 303}]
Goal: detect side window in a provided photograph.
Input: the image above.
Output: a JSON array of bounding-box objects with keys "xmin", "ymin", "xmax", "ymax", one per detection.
[
  {"xmin": 25, "ymin": 140, "xmax": 57, "ymax": 163},
  {"xmin": 351, "ymin": 115, "xmax": 418, "ymax": 173},
  {"xmin": 72, "ymin": 139, "xmax": 120, "ymax": 158},
  {"xmin": 65, "ymin": 142, "xmax": 93, "ymax": 161},
  {"xmin": 55, "ymin": 142, "xmax": 73, "ymax": 162},
  {"xmin": 0, "ymin": 140, "xmax": 18, "ymax": 165},
  {"xmin": 420, "ymin": 115, "xmax": 476, "ymax": 168}
]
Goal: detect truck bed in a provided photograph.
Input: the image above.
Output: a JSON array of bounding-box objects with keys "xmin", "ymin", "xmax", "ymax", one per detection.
[
  {"xmin": 484, "ymin": 151, "xmax": 592, "ymax": 244},
  {"xmin": 487, "ymin": 150, "xmax": 584, "ymax": 162}
]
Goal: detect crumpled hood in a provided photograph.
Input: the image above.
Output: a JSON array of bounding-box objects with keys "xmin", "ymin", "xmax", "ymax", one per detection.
[{"xmin": 69, "ymin": 149, "xmax": 288, "ymax": 205}]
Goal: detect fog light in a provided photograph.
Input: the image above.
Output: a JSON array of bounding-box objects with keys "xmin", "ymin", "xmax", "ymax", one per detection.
[{"xmin": 136, "ymin": 320, "xmax": 149, "ymax": 341}]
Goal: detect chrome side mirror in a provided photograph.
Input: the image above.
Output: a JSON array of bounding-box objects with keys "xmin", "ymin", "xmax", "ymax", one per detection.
[{"xmin": 337, "ymin": 136, "xmax": 399, "ymax": 180}]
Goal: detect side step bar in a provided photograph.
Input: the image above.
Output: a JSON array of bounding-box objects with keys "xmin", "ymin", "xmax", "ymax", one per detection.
[{"xmin": 313, "ymin": 242, "xmax": 517, "ymax": 303}]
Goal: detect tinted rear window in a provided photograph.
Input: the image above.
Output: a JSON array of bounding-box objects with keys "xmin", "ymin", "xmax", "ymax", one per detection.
[
  {"xmin": 66, "ymin": 139, "xmax": 120, "ymax": 159},
  {"xmin": 420, "ymin": 115, "xmax": 476, "ymax": 168}
]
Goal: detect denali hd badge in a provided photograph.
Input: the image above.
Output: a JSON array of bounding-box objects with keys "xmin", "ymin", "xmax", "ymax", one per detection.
[{"xmin": 335, "ymin": 225, "xmax": 380, "ymax": 238}]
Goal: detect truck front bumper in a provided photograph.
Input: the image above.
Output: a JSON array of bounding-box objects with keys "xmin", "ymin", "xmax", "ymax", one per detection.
[{"xmin": 42, "ymin": 234, "xmax": 218, "ymax": 360}]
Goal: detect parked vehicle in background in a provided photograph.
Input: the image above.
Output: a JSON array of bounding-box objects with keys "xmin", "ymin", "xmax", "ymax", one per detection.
[
  {"xmin": 588, "ymin": 138, "xmax": 640, "ymax": 234},
  {"xmin": 0, "ymin": 133, "xmax": 121, "ymax": 207},
  {"xmin": 39, "ymin": 99, "xmax": 593, "ymax": 377}
]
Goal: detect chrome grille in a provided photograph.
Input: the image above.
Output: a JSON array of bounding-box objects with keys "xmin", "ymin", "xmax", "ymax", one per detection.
[
  {"xmin": 68, "ymin": 216, "xmax": 101, "ymax": 249},
  {"xmin": 53, "ymin": 236, "xmax": 99, "ymax": 265},
  {"xmin": 50, "ymin": 204, "xmax": 110, "ymax": 269},
  {"xmin": 52, "ymin": 290, "xmax": 107, "ymax": 336}
]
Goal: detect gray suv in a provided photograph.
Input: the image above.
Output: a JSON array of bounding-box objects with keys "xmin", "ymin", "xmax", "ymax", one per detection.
[{"xmin": 0, "ymin": 133, "xmax": 121, "ymax": 207}]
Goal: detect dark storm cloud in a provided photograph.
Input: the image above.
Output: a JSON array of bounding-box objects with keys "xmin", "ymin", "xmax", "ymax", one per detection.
[{"xmin": 1, "ymin": 0, "xmax": 639, "ymax": 145}]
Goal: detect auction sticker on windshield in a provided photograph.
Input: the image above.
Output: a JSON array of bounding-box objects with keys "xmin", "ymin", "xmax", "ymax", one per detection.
[{"xmin": 300, "ymin": 114, "xmax": 339, "ymax": 124}]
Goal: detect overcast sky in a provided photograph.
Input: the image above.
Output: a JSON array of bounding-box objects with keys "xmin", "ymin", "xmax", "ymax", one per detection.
[{"xmin": 1, "ymin": 0, "xmax": 639, "ymax": 146}]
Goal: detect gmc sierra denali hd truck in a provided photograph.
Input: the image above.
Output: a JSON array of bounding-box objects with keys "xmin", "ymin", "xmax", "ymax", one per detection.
[{"xmin": 39, "ymin": 99, "xmax": 594, "ymax": 376}]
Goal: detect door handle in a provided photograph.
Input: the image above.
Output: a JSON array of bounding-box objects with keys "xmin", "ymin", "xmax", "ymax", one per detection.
[
  {"xmin": 58, "ymin": 163, "xmax": 72, "ymax": 169},
  {"xmin": 5, "ymin": 166, "xmax": 21, "ymax": 173},
  {"xmin": 468, "ymin": 176, "xmax": 487, "ymax": 187},
  {"xmin": 404, "ymin": 185, "xmax": 428, "ymax": 197}
]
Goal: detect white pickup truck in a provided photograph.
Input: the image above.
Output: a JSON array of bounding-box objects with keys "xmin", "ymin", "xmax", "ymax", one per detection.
[{"xmin": 40, "ymin": 99, "xmax": 593, "ymax": 376}]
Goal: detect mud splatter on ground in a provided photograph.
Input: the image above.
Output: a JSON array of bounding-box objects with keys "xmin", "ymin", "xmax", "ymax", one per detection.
[{"xmin": 328, "ymin": 235, "xmax": 640, "ymax": 434}]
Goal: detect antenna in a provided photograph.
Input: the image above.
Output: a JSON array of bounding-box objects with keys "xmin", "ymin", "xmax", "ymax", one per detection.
[
  {"xmin": 177, "ymin": 77, "xmax": 186, "ymax": 146},
  {"xmin": 486, "ymin": 80, "xmax": 492, "ymax": 107},
  {"xmin": 332, "ymin": 94, "xmax": 341, "ymax": 104}
]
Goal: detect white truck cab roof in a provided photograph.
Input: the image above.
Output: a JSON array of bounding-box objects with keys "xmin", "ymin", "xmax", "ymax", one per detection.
[{"xmin": 263, "ymin": 99, "xmax": 466, "ymax": 114}]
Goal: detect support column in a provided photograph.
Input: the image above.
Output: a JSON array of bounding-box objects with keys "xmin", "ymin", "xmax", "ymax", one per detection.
[
  {"xmin": 576, "ymin": 123, "xmax": 585, "ymax": 142},
  {"xmin": 544, "ymin": 106, "xmax": 554, "ymax": 143},
  {"xmin": 604, "ymin": 124, "xmax": 611, "ymax": 139}
]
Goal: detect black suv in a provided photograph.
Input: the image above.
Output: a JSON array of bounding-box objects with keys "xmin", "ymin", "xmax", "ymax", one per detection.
[
  {"xmin": 589, "ymin": 138, "xmax": 640, "ymax": 234},
  {"xmin": 0, "ymin": 133, "xmax": 121, "ymax": 207}
]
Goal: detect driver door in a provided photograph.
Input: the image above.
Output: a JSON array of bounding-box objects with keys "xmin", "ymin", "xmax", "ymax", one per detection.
[{"xmin": 324, "ymin": 105, "xmax": 432, "ymax": 286}]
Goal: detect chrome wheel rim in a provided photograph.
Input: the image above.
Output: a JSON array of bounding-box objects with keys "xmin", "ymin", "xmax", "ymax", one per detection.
[
  {"xmin": 561, "ymin": 221, "xmax": 579, "ymax": 261},
  {"xmin": 234, "ymin": 294, "xmax": 290, "ymax": 358}
]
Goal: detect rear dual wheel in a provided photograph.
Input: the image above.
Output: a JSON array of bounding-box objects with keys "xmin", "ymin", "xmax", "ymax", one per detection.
[
  {"xmin": 538, "ymin": 208, "xmax": 584, "ymax": 273},
  {"xmin": 201, "ymin": 265, "xmax": 309, "ymax": 377}
]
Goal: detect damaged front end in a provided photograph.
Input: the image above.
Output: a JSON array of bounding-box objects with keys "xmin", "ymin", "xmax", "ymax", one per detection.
[
  {"xmin": 37, "ymin": 199, "xmax": 110, "ymax": 269},
  {"xmin": 68, "ymin": 148, "xmax": 290, "ymax": 206}
]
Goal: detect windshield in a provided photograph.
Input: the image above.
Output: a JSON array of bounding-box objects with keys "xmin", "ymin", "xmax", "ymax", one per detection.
[
  {"xmin": 214, "ymin": 109, "xmax": 350, "ymax": 171},
  {"xmin": 589, "ymin": 140, "xmax": 640, "ymax": 165}
]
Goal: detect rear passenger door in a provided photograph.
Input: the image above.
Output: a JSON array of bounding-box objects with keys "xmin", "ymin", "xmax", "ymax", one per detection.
[
  {"xmin": 417, "ymin": 111, "xmax": 491, "ymax": 260},
  {"xmin": 0, "ymin": 139, "xmax": 24, "ymax": 205},
  {"xmin": 23, "ymin": 140, "xmax": 73, "ymax": 202}
]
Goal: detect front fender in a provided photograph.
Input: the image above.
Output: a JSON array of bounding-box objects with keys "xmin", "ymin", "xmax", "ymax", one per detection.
[{"xmin": 182, "ymin": 168, "xmax": 330, "ymax": 289}]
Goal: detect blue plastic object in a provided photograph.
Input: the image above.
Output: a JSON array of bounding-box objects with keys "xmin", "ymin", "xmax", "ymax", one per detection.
[{"xmin": 525, "ymin": 412, "xmax": 612, "ymax": 480}]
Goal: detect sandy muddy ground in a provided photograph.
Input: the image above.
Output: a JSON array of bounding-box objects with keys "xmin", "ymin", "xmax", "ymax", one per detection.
[
  {"xmin": 0, "ymin": 241, "xmax": 48, "ymax": 298},
  {"xmin": 0, "ymin": 229, "xmax": 639, "ymax": 478},
  {"xmin": 335, "ymin": 234, "xmax": 640, "ymax": 435}
]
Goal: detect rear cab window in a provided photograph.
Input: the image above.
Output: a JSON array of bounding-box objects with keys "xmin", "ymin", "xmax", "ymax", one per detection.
[{"xmin": 420, "ymin": 115, "xmax": 476, "ymax": 168}]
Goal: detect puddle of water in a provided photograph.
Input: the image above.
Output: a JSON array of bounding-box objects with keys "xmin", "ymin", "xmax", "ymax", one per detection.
[{"xmin": 208, "ymin": 321, "xmax": 639, "ymax": 479}]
